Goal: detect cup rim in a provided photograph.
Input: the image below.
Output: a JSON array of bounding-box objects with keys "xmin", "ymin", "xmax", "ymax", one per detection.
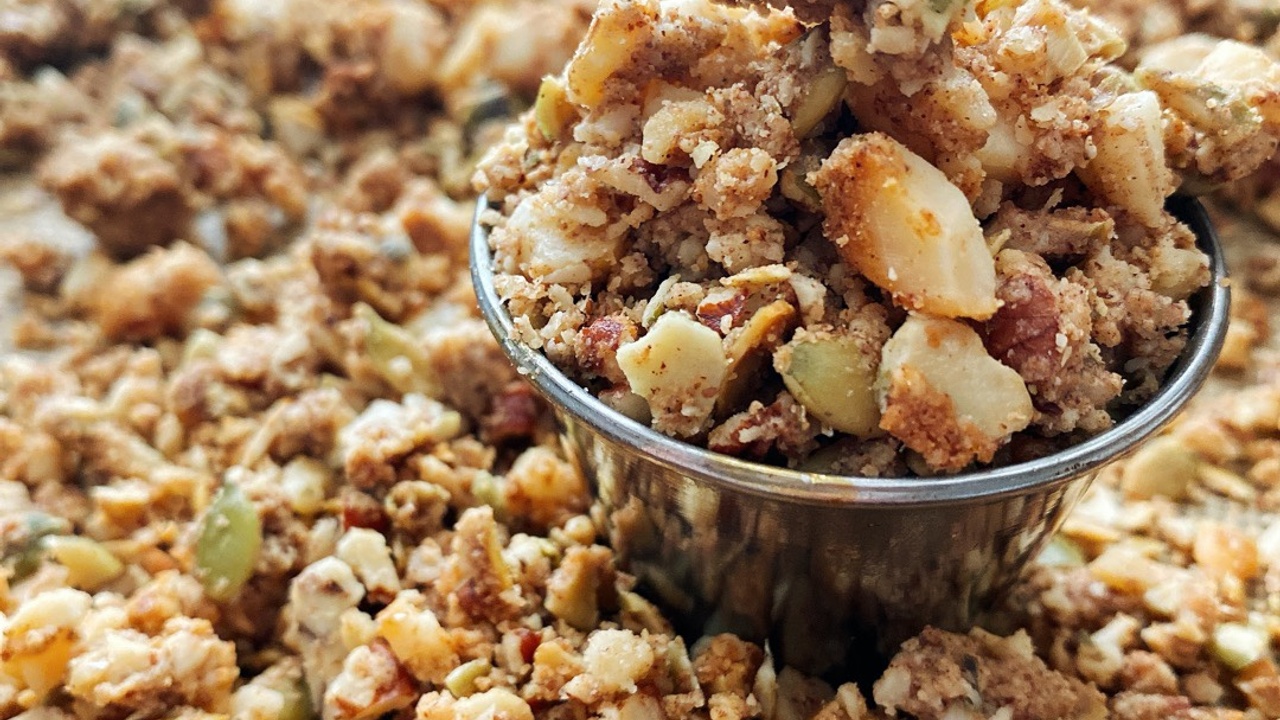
[{"xmin": 470, "ymin": 195, "xmax": 1231, "ymax": 507}]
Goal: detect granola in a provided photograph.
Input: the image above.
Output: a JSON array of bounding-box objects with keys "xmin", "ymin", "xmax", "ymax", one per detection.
[
  {"xmin": 477, "ymin": 0, "xmax": 1278, "ymax": 473},
  {"xmin": 1059, "ymin": 0, "xmax": 1280, "ymax": 233},
  {"xmin": 1, "ymin": 0, "xmax": 1280, "ymax": 719}
]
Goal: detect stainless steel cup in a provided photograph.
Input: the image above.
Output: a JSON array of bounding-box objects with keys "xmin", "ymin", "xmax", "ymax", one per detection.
[{"xmin": 470, "ymin": 196, "xmax": 1230, "ymax": 677}]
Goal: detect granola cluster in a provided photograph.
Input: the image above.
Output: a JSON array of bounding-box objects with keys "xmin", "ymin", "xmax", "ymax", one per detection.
[
  {"xmin": 478, "ymin": 0, "xmax": 1278, "ymax": 473},
  {"xmin": 1059, "ymin": 0, "xmax": 1280, "ymax": 232}
]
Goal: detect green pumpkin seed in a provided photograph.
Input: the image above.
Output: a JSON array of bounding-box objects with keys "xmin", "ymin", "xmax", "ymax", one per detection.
[
  {"xmin": 534, "ymin": 76, "xmax": 575, "ymax": 141},
  {"xmin": 444, "ymin": 658, "xmax": 492, "ymax": 697},
  {"xmin": 357, "ymin": 303, "xmax": 441, "ymax": 397},
  {"xmin": 779, "ymin": 165, "xmax": 822, "ymax": 212},
  {"xmin": 6, "ymin": 513, "xmax": 70, "ymax": 580},
  {"xmin": 196, "ymin": 482, "xmax": 262, "ymax": 601},
  {"xmin": 791, "ymin": 66, "xmax": 847, "ymax": 139},
  {"xmin": 777, "ymin": 333, "xmax": 880, "ymax": 436},
  {"xmin": 277, "ymin": 678, "xmax": 316, "ymax": 720}
]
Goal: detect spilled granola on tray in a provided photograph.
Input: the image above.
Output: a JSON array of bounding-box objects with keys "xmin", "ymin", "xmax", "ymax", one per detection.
[
  {"xmin": 996, "ymin": 359, "xmax": 1280, "ymax": 719},
  {"xmin": 476, "ymin": 0, "xmax": 1279, "ymax": 473}
]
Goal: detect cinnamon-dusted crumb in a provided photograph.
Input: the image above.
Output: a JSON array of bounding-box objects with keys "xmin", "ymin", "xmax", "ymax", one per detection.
[{"xmin": 874, "ymin": 627, "xmax": 1107, "ymax": 720}]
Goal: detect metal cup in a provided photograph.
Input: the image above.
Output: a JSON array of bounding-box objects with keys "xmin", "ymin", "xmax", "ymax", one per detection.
[{"xmin": 470, "ymin": 196, "xmax": 1230, "ymax": 677}]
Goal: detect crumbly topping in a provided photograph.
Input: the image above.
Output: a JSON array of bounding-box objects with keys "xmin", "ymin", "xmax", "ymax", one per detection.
[{"xmin": 476, "ymin": 0, "xmax": 1273, "ymax": 474}]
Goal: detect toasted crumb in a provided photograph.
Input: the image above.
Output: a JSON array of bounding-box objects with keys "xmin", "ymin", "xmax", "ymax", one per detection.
[{"xmin": 874, "ymin": 627, "xmax": 1107, "ymax": 720}]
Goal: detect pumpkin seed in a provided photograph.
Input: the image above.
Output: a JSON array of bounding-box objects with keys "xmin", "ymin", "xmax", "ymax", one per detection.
[
  {"xmin": 6, "ymin": 513, "xmax": 70, "ymax": 580},
  {"xmin": 791, "ymin": 66, "xmax": 847, "ymax": 139},
  {"xmin": 444, "ymin": 658, "xmax": 492, "ymax": 697},
  {"xmin": 777, "ymin": 333, "xmax": 880, "ymax": 436},
  {"xmin": 195, "ymin": 482, "xmax": 262, "ymax": 601},
  {"xmin": 278, "ymin": 678, "xmax": 316, "ymax": 720},
  {"xmin": 358, "ymin": 303, "xmax": 441, "ymax": 397},
  {"xmin": 534, "ymin": 76, "xmax": 576, "ymax": 141}
]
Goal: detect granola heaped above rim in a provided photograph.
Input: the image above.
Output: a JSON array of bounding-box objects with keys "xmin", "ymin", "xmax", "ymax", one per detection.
[{"xmin": 476, "ymin": 0, "xmax": 1280, "ymax": 474}]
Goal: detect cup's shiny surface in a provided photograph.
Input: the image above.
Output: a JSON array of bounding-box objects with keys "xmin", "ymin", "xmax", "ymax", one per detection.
[{"xmin": 470, "ymin": 196, "xmax": 1230, "ymax": 676}]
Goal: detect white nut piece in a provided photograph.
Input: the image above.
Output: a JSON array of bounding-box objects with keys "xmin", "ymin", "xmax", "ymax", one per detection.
[
  {"xmin": 878, "ymin": 315, "xmax": 1034, "ymax": 471},
  {"xmin": 814, "ymin": 133, "xmax": 998, "ymax": 320},
  {"xmin": 580, "ymin": 629, "xmax": 654, "ymax": 695},
  {"xmin": 616, "ymin": 312, "xmax": 728, "ymax": 437},
  {"xmin": 1076, "ymin": 91, "xmax": 1173, "ymax": 228}
]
